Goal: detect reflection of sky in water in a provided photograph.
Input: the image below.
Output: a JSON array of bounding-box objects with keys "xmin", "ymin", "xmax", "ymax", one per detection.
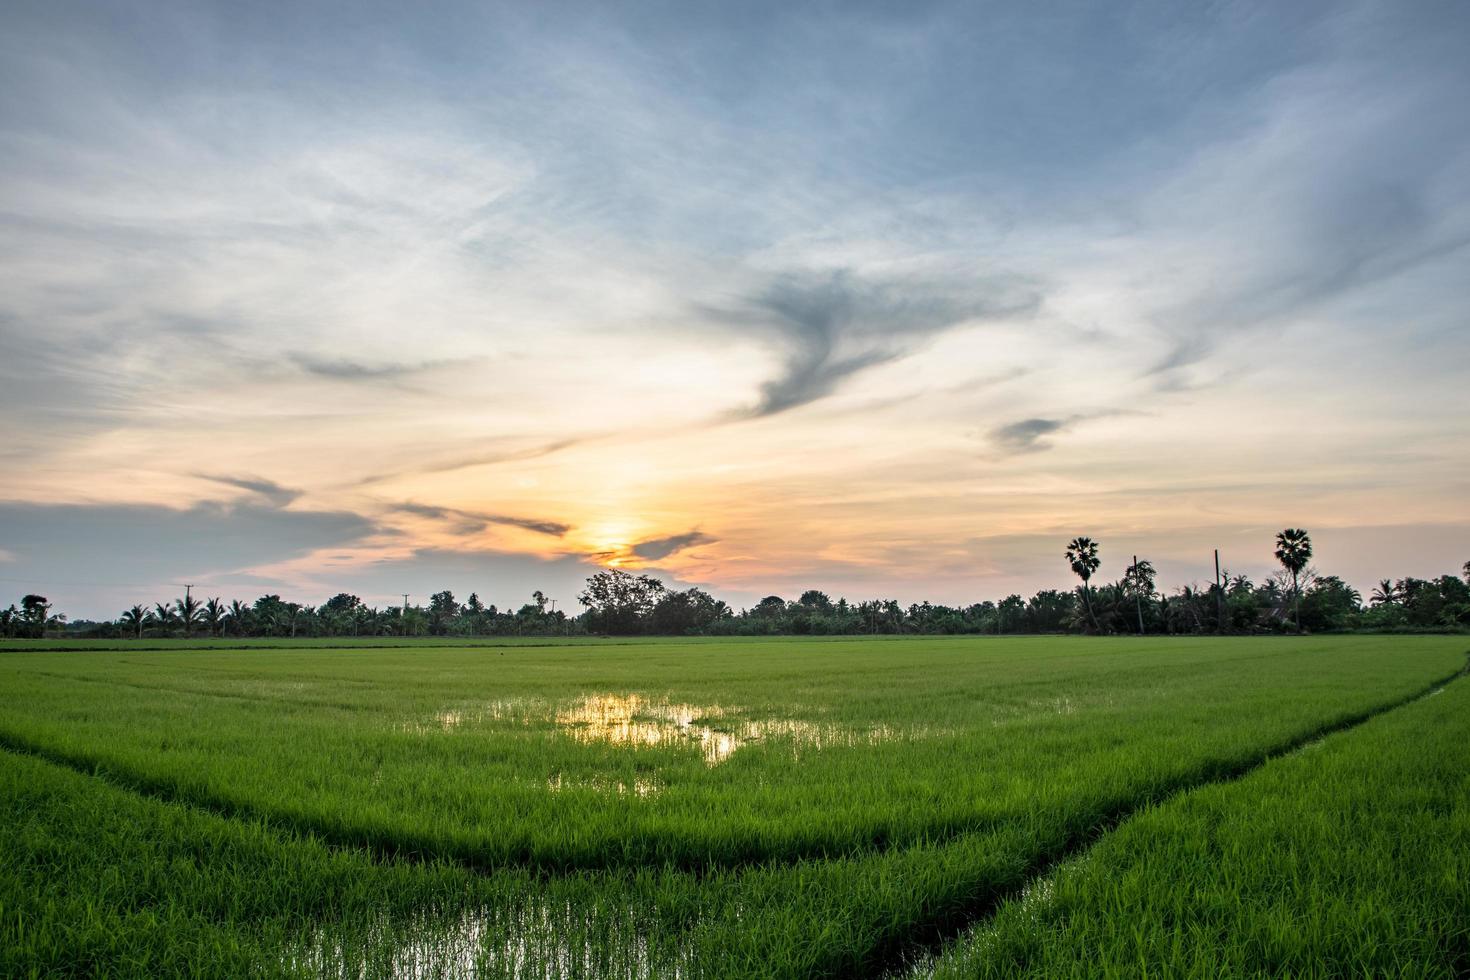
[
  {"xmin": 287, "ymin": 899, "xmax": 686, "ymax": 980},
  {"xmin": 554, "ymin": 694, "xmax": 748, "ymax": 765},
  {"xmin": 400, "ymin": 694, "xmax": 954, "ymax": 769}
]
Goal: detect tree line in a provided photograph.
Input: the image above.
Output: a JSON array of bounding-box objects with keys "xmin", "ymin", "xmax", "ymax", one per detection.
[{"xmin": 4, "ymin": 529, "xmax": 1469, "ymax": 639}]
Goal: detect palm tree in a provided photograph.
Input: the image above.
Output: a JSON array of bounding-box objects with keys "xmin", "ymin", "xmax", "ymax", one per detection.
[
  {"xmin": 226, "ymin": 600, "xmax": 250, "ymax": 636},
  {"xmin": 284, "ymin": 602, "xmax": 304, "ymax": 638},
  {"xmin": 1123, "ymin": 557, "xmax": 1155, "ymax": 635},
  {"xmin": 120, "ymin": 605, "xmax": 148, "ymax": 639},
  {"xmin": 203, "ymin": 598, "xmax": 225, "ymax": 637},
  {"xmin": 1274, "ymin": 528, "xmax": 1313, "ymax": 631},
  {"xmin": 176, "ymin": 592, "xmax": 202, "ymax": 637},
  {"xmin": 152, "ymin": 602, "xmax": 179, "ymax": 637},
  {"xmin": 1369, "ymin": 579, "xmax": 1399, "ymax": 606},
  {"xmin": 1066, "ymin": 537, "xmax": 1102, "ymax": 632}
]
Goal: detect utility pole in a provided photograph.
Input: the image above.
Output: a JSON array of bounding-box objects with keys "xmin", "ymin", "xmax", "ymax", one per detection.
[
  {"xmin": 401, "ymin": 594, "xmax": 410, "ymax": 613},
  {"xmin": 1214, "ymin": 550, "xmax": 1224, "ymax": 634},
  {"xmin": 1132, "ymin": 556, "xmax": 1144, "ymax": 635}
]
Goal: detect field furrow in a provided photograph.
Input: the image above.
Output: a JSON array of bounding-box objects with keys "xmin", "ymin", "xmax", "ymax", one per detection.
[{"xmin": 2, "ymin": 636, "xmax": 1465, "ymax": 978}]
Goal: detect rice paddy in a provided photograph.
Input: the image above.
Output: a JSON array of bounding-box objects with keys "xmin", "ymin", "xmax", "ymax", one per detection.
[{"xmin": 1, "ymin": 635, "xmax": 1465, "ymax": 977}]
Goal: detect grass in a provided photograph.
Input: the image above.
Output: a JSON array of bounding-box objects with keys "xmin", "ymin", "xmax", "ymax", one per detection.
[
  {"xmin": 911, "ymin": 656, "xmax": 1470, "ymax": 978},
  {"xmin": 1, "ymin": 635, "xmax": 1464, "ymax": 977}
]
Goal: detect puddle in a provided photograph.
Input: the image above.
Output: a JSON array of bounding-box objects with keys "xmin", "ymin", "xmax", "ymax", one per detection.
[
  {"xmin": 554, "ymin": 695, "xmax": 749, "ymax": 765},
  {"xmin": 287, "ymin": 901, "xmax": 687, "ymax": 980},
  {"xmin": 401, "ymin": 694, "xmax": 947, "ymax": 767}
]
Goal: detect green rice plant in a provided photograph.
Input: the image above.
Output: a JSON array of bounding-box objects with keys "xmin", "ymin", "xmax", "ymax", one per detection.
[
  {"xmin": 912, "ymin": 662, "xmax": 1470, "ymax": 978},
  {"xmin": 1, "ymin": 636, "xmax": 1464, "ymax": 977},
  {"xmin": 0, "ymin": 637, "xmax": 1460, "ymax": 873}
]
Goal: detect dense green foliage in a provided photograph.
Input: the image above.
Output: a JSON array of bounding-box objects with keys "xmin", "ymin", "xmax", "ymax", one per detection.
[
  {"xmin": 915, "ymin": 657, "xmax": 1470, "ymax": 978},
  {"xmin": 7, "ymin": 535, "xmax": 1468, "ymax": 638},
  {"xmin": 1, "ymin": 636, "xmax": 1465, "ymax": 977}
]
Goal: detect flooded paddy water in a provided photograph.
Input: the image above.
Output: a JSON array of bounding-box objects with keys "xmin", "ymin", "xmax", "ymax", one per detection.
[{"xmin": 400, "ymin": 692, "xmax": 946, "ymax": 770}]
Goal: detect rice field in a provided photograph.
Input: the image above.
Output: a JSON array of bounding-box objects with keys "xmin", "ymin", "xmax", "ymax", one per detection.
[{"xmin": 1, "ymin": 635, "xmax": 1465, "ymax": 978}]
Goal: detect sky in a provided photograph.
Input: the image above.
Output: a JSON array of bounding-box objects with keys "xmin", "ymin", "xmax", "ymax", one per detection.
[{"xmin": 2, "ymin": 0, "xmax": 1468, "ymax": 619}]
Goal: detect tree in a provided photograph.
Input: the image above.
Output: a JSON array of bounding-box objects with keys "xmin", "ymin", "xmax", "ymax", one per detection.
[
  {"xmin": 798, "ymin": 590, "xmax": 834, "ymax": 613},
  {"xmin": 21, "ymin": 595, "xmax": 52, "ymax": 637},
  {"xmin": 1065, "ymin": 537, "xmax": 1101, "ymax": 632},
  {"xmin": 1274, "ymin": 528, "xmax": 1313, "ymax": 631},
  {"xmin": 1300, "ymin": 575, "xmax": 1361, "ymax": 631},
  {"xmin": 152, "ymin": 601, "xmax": 179, "ymax": 637},
  {"xmin": 753, "ymin": 596, "xmax": 787, "ymax": 619},
  {"xmin": 225, "ymin": 599, "xmax": 251, "ymax": 636},
  {"xmin": 283, "ymin": 602, "xmax": 305, "ymax": 638},
  {"xmin": 1123, "ymin": 557, "xmax": 1156, "ymax": 634},
  {"xmin": 578, "ymin": 569, "xmax": 666, "ymax": 635},
  {"xmin": 203, "ymin": 598, "xmax": 225, "ymax": 637},
  {"xmin": 120, "ymin": 604, "xmax": 148, "ymax": 639},
  {"xmin": 650, "ymin": 588, "xmax": 730, "ymax": 634},
  {"xmin": 176, "ymin": 591, "xmax": 202, "ymax": 637},
  {"xmin": 320, "ymin": 593, "xmax": 363, "ymax": 636},
  {"xmin": 252, "ymin": 595, "xmax": 287, "ymax": 636},
  {"xmin": 1369, "ymin": 579, "xmax": 1399, "ymax": 606}
]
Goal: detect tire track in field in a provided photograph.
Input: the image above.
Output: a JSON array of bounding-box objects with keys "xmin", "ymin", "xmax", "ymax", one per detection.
[
  {"xmin": 0, "ymin": 658, "xmax": 1465, "ymax": 891},
  {"xmin": 861, "ymin": 652, "xmax": 1470, "ymax": 980}
]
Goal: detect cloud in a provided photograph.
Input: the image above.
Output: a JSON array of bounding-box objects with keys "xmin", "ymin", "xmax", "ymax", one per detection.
[
  {"xmin": 631, "ymin": 530, "xmax": 714, "ymax": 560},
  {"xmin": 357, "ymin": 439, "xmax": 588, "ymax": 486},
  {"xmin": 988, "ymin": 411, "xmax": 1138, "ymax": 455},
  {"xmin": 389, "ymin": 501, "xmax": 570, "ymax": 537},
  {"xmin": 709, "ymin": 268, "xmax": 1041, "ymax": 417},
  {"xmin": 989, "ymin": 418, "xmax": 1071, "ymax": 454},
  {"xmin": 288, "ymin": 353, "xmax": 468, "ymax": 381},
  {"xmin": 195, "ymin": 474, "xmax": 302, "ymax": 508},
  {"xmin": 0, "ymin": 500, "xmax": 379, "ymax": 614}
]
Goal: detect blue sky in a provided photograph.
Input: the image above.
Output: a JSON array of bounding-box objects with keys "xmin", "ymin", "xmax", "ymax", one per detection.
[{"xmin": 1, "ymin": 0, "xmax": 1468, "ymax": 617}]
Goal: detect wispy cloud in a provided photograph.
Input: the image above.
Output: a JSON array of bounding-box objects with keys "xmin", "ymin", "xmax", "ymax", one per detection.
[
  {"xmin": 710, "ymin": 268, "xmax": 1041, "ymax": 417},
  {"xmin": 631, "ymin": 530, "xmax": 714, "ymax": 561},
  {"xmin": 987, "ymin": 411, "xmax": 1140, "ymax": 455},
  {"xmin": 288, "ymin": 353, "xmax": 471, "ymax": 381},
  {"xmin": 1, "ymin": 1, "xmax": 1468, "ymax": 614},
  {"xmin": 195, "ymin": 474, "xmax": 301, "ymax": 508},
  {"xmin": 357, "ymin": 439, "xmax": 589, "ymax": 486},
  {"xmin": 989, "ymin": 418, "xmax": 1072, "ymax": 455},
  {"xmin": 389, "ymin": 502, "xmax": 570, "ymax": 537}
]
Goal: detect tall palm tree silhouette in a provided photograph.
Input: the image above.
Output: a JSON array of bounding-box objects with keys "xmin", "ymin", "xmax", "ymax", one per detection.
[
  {"xmin": 1274, "ymin": 528, "xmax": 1313, "ymax": 631},
  {"xmin": 1066, "ymin": 537, "xmax": 1101, "ymax": 632}
]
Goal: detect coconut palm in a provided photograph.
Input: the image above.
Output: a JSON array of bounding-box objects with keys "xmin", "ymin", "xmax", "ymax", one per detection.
[
  {"xmin": 1274, "ymin": 528, "xmax": 1313, "ymax": 631},
  {"xmin": 203, "ymin": 598, "xmax": 225, "ymax": 637},
  {"xmin": 1123, "ymin": 557, "xmax": 1155, "ymax": 634},
  {"xmin": 152, "ymin": 602, "xmax": 179, "ymax": 637},
  {"xmin": 1369, "ymin": 579, "xmax": 1399, "ymax": 606},
  {"xmin": 176, "ymin": 592, "xmax": 202, "ymax": 637},
  {"xmin": 1065, "ymin": 536, "xmax": 1102, "ymax": 632},
  {"xmin": 225, "ymin": 599, "xmax": 250, "ymax": 636},
  {"xmin": 119, "ymin": 605, "xmax": 148, "ymax": 639},
  {"xmin": 284, "ymin": 602, "xmax": 304, "ymax": 638}
]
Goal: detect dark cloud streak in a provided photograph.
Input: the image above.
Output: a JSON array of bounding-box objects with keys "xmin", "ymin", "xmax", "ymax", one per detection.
[
  {"xmin": 389, "ymin": 501, "xmax": 570, "ymax": 537},
  {"xmin": 631, "ymin": 530, "xmax": 714, "ymax": 560},
  {"xmin": 709, "ymin": 269, "xmax": 1042, "ymax": 418}
]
